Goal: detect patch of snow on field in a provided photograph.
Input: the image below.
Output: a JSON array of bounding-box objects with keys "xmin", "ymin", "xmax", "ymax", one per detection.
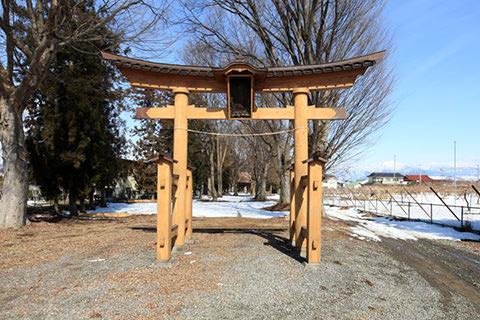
[
  {"xmin": 194, "ymin": 197, "xmax": 284, "ymax": 219},
  {"xmin": 88, "ymin": 202, "xmax": 157, "ymax": 214},
  {"xmin": 87, "ymin": 194, "xmax": 286, "ymax": 219},
  {"xmin": 325, "ymin": 192, "xmax": 480, "ymax": 231},
  {"xmin": 325, "ymin": 206, "xmax": 480, "ymax": 242}
]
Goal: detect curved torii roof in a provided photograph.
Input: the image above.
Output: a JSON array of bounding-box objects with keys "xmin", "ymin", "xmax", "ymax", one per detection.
[{"xmin": 101, "ymin": 51, "xmax": 384, "ymax": 93}]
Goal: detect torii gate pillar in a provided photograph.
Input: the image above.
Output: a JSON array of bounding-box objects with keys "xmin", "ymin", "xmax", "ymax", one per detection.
[
  {"xmin": 172, "ymin": 87, "xmax": 189, "ymax": 247},
  {"xmin": 101, "ymin": 50, "xmax": 386, "ymax": 260},
  {"xmin": 293, "ymin": 88, "xmax": 309, "ymax": 248}
]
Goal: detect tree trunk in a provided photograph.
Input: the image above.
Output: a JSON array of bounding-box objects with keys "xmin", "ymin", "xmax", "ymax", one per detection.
[
  {"xmin": 68, "ymin": 193, "xmax": 78, "ymax": 216},
  {"xmin": 216, "ymin": 135, "xmax": 228, "ymax": 197},
  {"xmin": 216, "ymin": 136, "xmax": 222, "ymax": 197},
  {"xmin": 233, "ymin": 169, "xmax": 238, "ymax": 196},
  {"xmin": 255, "ymin": 161, "xmax": 269, "ymax": 201},
  {"xmin": 208, "ymin": 139, "xmax": 217, "ymax": 201},
  {"xmin": 100, "ymin": 189, "xmax": 107, "ymax": 207},
  {"xmin": 79, "ymin": 198, "xmax": 85, "ymax": 213},
  {"xmin": 208, "ymin": 177, "xmax": 217, "ymax": 201},
  {"xmin": 53, "ymin": 198, "xmax": 60, "ymax": 214},
  {"xmin": 279, "ymin": 169, "xmax": 290, "ymax": 204},
  {"xmin": 217, "ymin": 166, "xmax": 223, "ymax": 197},
  {"xmin": 0, "ymin": 97, "xmax": 28, "ymax": 228},
  {"xmin": 88, "ymin": 189, "xmax": 95, "ymax": 210},
  {"xmin": 275, "ymin": 137, "xmax": 291, "ymax": 204},
  {"xmin": 255, "ymin": 179, "xmax": 266, "ymax": 200}
]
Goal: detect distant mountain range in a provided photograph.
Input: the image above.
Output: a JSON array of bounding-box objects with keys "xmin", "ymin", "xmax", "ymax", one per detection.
[{"xmin": 339, "ymin": 164, "xmax": 480, "ymax": 182}]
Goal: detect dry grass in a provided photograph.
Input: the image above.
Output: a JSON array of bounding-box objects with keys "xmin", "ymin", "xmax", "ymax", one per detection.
[
  {"xmin": 1, "ymin": 214, "xmax": 479, "ymax": 319},
  {"xmin": 0, "ymin": 216, "xmax": 154, "ymax": 269},
  {"xmin": 324, "ymin": 183, "xmax": 480, "ymax": 202}
]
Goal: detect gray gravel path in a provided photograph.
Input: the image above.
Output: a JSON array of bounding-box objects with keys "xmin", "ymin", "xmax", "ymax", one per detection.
[{"xmin": 1, "ymin": 217, "xmax": 479, "ymax": 320}]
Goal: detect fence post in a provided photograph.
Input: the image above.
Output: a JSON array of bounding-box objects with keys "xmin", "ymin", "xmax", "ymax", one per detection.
[
  {"xmin": 408, "ymin": 202, "xmax": 410, "ymax": 220},
  {"xmin": 430, "ymin": 203, "xmax": 433, "ymax": 224},
  {"xmin": 461, "ymin": 206, "xmax": 464, "ymax": 229},
  {"xmin": 390, "ymin": 200, "xmax": 393, "ymax": 217}
]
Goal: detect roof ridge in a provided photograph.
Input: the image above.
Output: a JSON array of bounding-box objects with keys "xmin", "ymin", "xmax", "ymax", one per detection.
[{"xmin": 101, "ymin": 51, "xmax": 385, "ymax": 78}]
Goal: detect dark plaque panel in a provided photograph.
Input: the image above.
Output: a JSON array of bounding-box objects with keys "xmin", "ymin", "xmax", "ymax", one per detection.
[{"xmin": 229, "ymin": 77, "xmax": 252, "ymax": 119}]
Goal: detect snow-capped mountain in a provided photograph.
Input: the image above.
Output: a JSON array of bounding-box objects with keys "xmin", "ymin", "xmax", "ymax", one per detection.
[{"xmin": 337, "ymin": 162, "xmax": 480, "ymax": 182}]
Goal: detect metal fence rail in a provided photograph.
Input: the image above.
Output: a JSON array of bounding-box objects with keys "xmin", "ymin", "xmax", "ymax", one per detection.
[{"xmin": 324, "ymin": 189, "xmax": 480, "ymax": 232}]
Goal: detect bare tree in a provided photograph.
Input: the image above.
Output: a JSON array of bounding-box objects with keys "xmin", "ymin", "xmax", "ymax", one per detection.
[
  {"xmin": 183, "ymin": 0, "xmax": 394, "ymax": 174},
  {"xmin": 238, "ymin": 121, "xmax": 276, "ymax": 201},
  {"xmin": 0, "ymin": 1, "xmax": 169, "ymax": 227},
  {"xmin": 206, "ymin": 136, "xmax": 218, "ymax": 200},
  {"xmin": 215, "ymin": 122, "xmax": 233, "ymax": 197}
]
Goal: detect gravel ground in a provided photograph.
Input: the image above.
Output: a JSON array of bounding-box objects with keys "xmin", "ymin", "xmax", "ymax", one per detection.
[{"xmin": 1, "ymin": 215, "xmax": 479, "ymax": 319}]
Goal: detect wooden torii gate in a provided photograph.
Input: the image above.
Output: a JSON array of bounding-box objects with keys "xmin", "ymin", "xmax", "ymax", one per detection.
[{"xmin": 102, "ymin": 51, "xmax": 384, "ymax": 264}]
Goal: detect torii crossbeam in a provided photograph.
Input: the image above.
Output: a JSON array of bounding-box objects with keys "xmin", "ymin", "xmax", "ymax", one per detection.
[{"xmin": 102, "ymin": 51, "xmax": 385, "ymax": 264}]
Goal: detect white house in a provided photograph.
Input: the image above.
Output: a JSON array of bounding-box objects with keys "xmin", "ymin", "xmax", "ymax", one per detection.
[
  {"xmin": 367, "ymin": 172, "xmax": 405, "ymax": 185},
  {"xmin": 323, "ymin": 175, "xmax": 338, "ymax": 189}
]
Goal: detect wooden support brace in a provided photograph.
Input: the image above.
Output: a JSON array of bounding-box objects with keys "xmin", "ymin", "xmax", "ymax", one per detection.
[
  {"xmin": 156, "ymin": 156, "xmax": 174, "ymax": 261},
  {"xmin": 185, "ymin": 168, "xmax": 193, "ymax": 240},
  {"xmin": 289, "ymin": 167, "xmax": 296, "ymax": 242},
  {"xmin": 171, "ymin": 224, "xmax": 179, "ymax": 238},
  {"xmin": 306, "ymin": 153, "xmax": 326, "ymax": 264},
  {"xmin": 300, "ymin": 226, "xmax": 308, "ymax": 239}
]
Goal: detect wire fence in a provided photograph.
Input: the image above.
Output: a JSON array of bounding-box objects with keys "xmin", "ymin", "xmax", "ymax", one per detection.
[{"xmin": 323, "ymin": 186, "xmax": 480, "ymax": 232}]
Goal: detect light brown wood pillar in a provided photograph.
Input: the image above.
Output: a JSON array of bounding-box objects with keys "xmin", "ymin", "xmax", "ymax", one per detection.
[
  {"xmin": 293, "ymin": 88, "xmax": 309, "ymax": 248},
  {"xmin": 307, "ymin": 159, "xmax": 323, "ymax": 264},
  {"xmin": 157, "ymin": 159, "xmax": 173, "ymax": 261},
  {"xmin": 289, "ymin": 167, "xmax": 295, "ymax": 242},
  {"xmin": 185, "ymin": 168, "xmax": 193, "ymax": 240},
  {"xmin": 172, "ymin": 88, "xmax": 189, "ymax": 247}
]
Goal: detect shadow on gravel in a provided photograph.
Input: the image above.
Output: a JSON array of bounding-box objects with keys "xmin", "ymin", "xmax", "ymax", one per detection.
[
  {"xmin": 129, "ymin": 226, "xmax": 305, "ymax": 263},
  {"xmin": 194, "ymin": 228, "xmax": 305, "ymax": 264},
  {"xmin": 130, "ymin": 227, "xmax": 156, "ymax": 232},
  {"xmin": 255, "ymin": 231, "xmax": 306, "ymax": 264}
]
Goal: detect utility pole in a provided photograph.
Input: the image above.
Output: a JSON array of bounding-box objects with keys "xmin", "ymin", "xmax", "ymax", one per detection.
[
  {"xmin": 419, "ymin": 165, "xmax": 422, "ymax": 185},
  {"xmin": 454, "ymin": 140, "xmax": 457, "ymax": 205},
  {"xmin": 393, "ymin": 154, "xmax": 396, "ymax": 182}
]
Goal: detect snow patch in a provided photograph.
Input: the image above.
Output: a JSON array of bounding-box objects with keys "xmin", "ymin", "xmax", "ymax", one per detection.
[
  {"xmin": 87, "ymin": 195, "xmax": 286, "ymax": 219},
  {"xmin": 325, "ymin": 206, "xmax": 480, "ymax": 242}
]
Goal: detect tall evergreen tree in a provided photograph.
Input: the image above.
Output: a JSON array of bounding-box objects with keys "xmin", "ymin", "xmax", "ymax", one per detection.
[
  {"xmin": 130, "ymin": 88, "xmax": 173, "ymax": 198},
  {"xmin": 130, "ymin": 89, "xmax": 213, "ymax": 197},
  {"xmin": 25, "ymin": 4, "xmax": 126, "ymax": 214}
]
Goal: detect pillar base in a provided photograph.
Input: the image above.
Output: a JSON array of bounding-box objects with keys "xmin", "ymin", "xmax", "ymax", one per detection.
[
  {"xmin": 303, "ymin": 262, "xmax": 321, "ymax": 269},
  {"xmin": 156, "ymin": 258, "xmax": 173, "ymax": 264},
  {"xmin": 172, "ymin": 245, "xmax": 188, "ymax": 253},
  {"xmin": 185, "ymin": 238, "xmax": 199, "ymax": 245}
]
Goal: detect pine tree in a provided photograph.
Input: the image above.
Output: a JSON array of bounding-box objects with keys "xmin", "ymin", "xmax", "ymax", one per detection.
[
  {"xmin": 26, "ymin": 4, "xmax": 126, "ymax": 214},
  {"xmin": 130, "ymin": 88, "xmax": 173, "ymax": 198},
  {"xmin": 130, "ymin": 89, "xmax": 215, "ymax": 197}
]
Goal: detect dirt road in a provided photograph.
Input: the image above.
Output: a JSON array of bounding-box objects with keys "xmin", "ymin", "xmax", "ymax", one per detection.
[{"xmin": 380, "ymin": 237, "xmax": 480, "ymax": 316}]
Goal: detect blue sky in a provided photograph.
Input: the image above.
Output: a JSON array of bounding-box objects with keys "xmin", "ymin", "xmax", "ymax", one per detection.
[
  {"xmin": 123, "ymin": 0, "xmax": 480, "ymax": 173},
  {"xmin": 359, "ymin": 0, "xmax": 480, "ymax": 170}
]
